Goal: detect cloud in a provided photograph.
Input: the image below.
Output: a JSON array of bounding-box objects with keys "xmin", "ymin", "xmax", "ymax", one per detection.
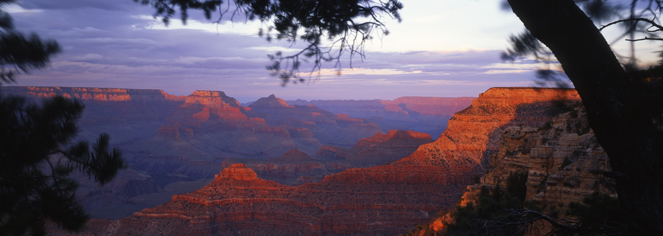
[
  {"xmin": 69, "ymin": 53, "xmax": 103, "ymax": 62},
  {"xmin": 3, "ymin": 4, "xmax": 43, "ymax": 14},
  {"xmin": 18, "ymin": 0, "xmax": 136, "ymax": 11},
  {"xmin": 7, "ymin": 0, "xmax": 540, "ymax": 101},
  {"xmin": 483, "ymin": 69, "xmax": 530, "ymax": 74}
]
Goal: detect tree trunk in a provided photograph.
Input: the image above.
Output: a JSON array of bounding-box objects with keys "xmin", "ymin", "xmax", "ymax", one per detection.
[{"xmin": 507, "ymin": 0, "xmax": 663, "ymax": 235}]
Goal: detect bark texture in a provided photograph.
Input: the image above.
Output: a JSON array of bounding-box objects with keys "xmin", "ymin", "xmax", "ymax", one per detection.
[{"xmin": 507, "ymin": 0, "xmax": 663, "ymax": 235}]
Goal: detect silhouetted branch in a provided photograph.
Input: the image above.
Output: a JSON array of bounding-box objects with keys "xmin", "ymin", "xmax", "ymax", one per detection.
[
  {"xmin": 599, "ymin": 17, "xmax": 663, "ymax": 32},
  {"xmin": 626, "ymin": 36, "xmax": 663, "ymax": 41}
]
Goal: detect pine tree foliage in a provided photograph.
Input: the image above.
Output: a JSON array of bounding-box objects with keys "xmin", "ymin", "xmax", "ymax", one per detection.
[
  {"xmin": 0, "ymin": 0, "xmax": 61, "ymax": 85},
  {"xmin": 0, "ymin": 2, "xmax": 125, "ymax": 235},
  {"xmin": 0, "ymin": 95, "xmax": 125, "ymax": 236}
]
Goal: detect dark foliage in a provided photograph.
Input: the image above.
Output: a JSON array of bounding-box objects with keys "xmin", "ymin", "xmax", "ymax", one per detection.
[
  {"xmin": 446, "ymin": 172, "xmax": 528, "ymax": 236},
  {"xmin": 566, "ymin": 192, "xmax": 628, "ymax": 235},
  {"xmin": 444, "ymin": 177, "xmax": 626, "ymax": 236},
  {"xmin": 0, "ymin": 0, "xmax": 61, "ymax": 85},
  {"xmin": 0, "ymin": 3, "xmax": 125, "ymax": 234},
  {"xmin": 0, "ymin": 96, "xmax": 125, "ymax": 236}
]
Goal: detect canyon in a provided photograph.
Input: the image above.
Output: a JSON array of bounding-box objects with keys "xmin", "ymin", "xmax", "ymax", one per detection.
[
  {"xmin": 3, "ymin": 86, "xmax": 453, "ymax": 220},
  {"xmin": 58, "ymin": 87, "xmax": 583, "ymax": 235}
]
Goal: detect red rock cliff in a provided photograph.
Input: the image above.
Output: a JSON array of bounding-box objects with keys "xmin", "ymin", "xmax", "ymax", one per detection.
[
  {"xmin": 221, "ymin": 149, "xmax": 353, "ymax": 185},
  {"xmin": 95, "ymin": 163, "xmax": 458, "ymax": 235},
  {"xmin": 404, "ymin": 104, "xmax": 616, "ymax": 236}
]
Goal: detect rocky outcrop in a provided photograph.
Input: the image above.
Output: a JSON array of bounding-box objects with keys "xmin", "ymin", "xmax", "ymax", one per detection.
[
  {"xmin": 88, "ymin": 164, "xmax": 459, "ymax": 236},
  {"xmin": 405, "ymin": 104, "xmax": 616, "ymax": 235},
  {"xmin": 251, "ymin": 95, "xmax": 384, "ymax": 148},
  {"xmin": 288, "ymin": 96, "xmax": 475, "ymax": 138},
  {"xmin": 136, "ymin": 92, "xmax": 384, "ymax": 160},
  {"xmin": 459, "ymin": 104, "xmax": 615, "ymax": 209},
  {"xmin": 393, "ymin": 88, "xmax": 579, "ymax": 172},
  {"xmin": 250, "ymin": 94, "xmax": 293, "ymax": 108}
]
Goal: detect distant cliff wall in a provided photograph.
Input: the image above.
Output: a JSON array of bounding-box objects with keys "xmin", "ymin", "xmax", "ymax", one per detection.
[{"xmin": 288, "ymin": 96, "xmax": 475, "ymax": 138}]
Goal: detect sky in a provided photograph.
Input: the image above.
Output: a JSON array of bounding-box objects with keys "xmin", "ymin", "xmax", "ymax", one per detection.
[{"xmin": 4, "ymin": 0, "xmax": 659, "ymax": 102}]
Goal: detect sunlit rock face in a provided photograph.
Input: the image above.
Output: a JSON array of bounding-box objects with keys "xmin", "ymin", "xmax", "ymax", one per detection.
[
  {"xmin": 404, "ymin": 104, "xmax": 616, "ymax": 235},
  {"xmin": 288, "ymin": 96, "xmax": 475, "ymax": 138},
  {"xmin": 93, "ymin": 163, "xmax": 459, "ymax": 236},
  {"xmin": 458, "ymin": 104, "xmax": 616, "ymax": 210},
  {"xmin": 77, "ymin": 88, "xmax": 581, "ymax": 235},
  {"xmin": 394, "ymin": 88, "xmax": 580, "ymax": 172},
  {"xmin": 214, "ymin": 163, "xmax": 258, "ymax": 180}
]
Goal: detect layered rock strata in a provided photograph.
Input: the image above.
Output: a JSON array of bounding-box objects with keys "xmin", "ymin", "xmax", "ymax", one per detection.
[
  {"xmin": 393, "ymin": 88, "xmax": 580, "ymax": 175},
  {"xmin": 459, "ymin": 104, "xmax": 616, "ymax": 209},
  {"xmin": 221, "ymin": 149, "xmax": 353, "ymax": 185},
  {"xmin": 92, "ymin": 164, "xmax": 460, "ymax": 235},
  {"xmin": 406, "ymin": 104, "xmax": 616, "ymax": 235}
]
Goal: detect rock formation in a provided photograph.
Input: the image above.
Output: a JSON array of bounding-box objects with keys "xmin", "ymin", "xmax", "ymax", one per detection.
[
  {"xmin": 83, "ymin": 163, "xmax": 459, "ymax": 235},
  {"xmin": 251, "ymin": 95, "xmax": 384, "ymax": 148},
  {"xmin": 221, "ymin": 149, "xmax": 353, "ymax": 185},
  {"xmin": 137, "ymin": 92, "xmax": 384, "ymax": 160},
  {"xmin": 394, "ymin": 88, "xmax": 579, "ymax": 172},
  {"xmin": 459, "ymin": 104, "xmax": 616, "ymax": 210},
  {"xmin": 403, "ymin": 104, "xmax": 616, "ymax": 235},
  {"xmin": 288, "ymin": 96, "xmax": 475, "ymax": 138}
]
